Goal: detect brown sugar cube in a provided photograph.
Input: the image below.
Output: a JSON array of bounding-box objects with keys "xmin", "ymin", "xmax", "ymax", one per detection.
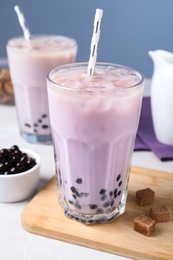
[
  {"xmin": 150, "ymin": 205, "xmax": 170, "ymax": 223},
  {"xmin": 136, "ymin": 188, "xmax": 155, "ymax": 206},
  {"xmin": 134, "ymin": 214, "xmax": 155, "ymax": 236}
]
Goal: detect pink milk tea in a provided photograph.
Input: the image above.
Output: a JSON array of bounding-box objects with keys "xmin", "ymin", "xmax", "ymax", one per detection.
[
  {"xmin": 47, "ymin": 63, "xmax": 144, "ymax": 224},
  {"xmin": 6, "ymin": 35, "xmax": 77, "ymax": 143}
]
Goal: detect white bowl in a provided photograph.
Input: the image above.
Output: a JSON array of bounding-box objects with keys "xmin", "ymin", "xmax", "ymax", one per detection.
[{"xmin": 0, "ymin": 148, "xmax": 40, "ymax": 203}]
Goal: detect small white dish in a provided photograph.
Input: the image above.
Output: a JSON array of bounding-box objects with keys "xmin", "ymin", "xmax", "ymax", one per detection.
[{"xmin": 0, "ymin": 148, "xmax": 40, "ymax": 203}]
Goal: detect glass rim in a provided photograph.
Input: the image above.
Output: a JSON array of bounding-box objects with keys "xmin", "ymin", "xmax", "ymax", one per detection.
[
  {"xmin": 6, "ymin": 34, "xmax": 77, "ymax": 52},
  {"xmin": 47, "ymin": 62, "xmax": 145, "ymax": 94}
]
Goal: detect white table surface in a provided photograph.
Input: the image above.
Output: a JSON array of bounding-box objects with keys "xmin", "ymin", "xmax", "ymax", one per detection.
[{"xmin": 0, "ymin": 80, "xmax": 173, "ymax": 260}]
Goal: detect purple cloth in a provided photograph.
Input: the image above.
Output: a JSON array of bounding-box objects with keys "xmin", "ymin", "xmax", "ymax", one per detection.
[{"xmin": 134, "ymin": 97, "xmax": 173, "ymax": 161}]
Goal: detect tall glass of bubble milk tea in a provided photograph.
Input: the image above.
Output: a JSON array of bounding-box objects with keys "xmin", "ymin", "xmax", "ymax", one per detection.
[
  {"xmin": 6, "ymin": 35, "xmax": 77, "ymax": 143},
  {"xmin": 47, "ymin": 62, "xmax": 145, "ymax": 224}
]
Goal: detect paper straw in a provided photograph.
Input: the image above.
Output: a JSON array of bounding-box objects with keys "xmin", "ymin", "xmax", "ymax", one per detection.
[
  {"xmin": 14, "ymin": 5, "xmax": 31, "ymax": 41},
  {"xmin": 87, "ymin": 8, "xmax": 103, "ymax": 75}
]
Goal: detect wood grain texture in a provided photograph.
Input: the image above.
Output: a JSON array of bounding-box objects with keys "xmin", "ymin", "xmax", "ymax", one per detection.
[{"xmin": 21, "ymin": 166, "xmax": 173, "ymax": 260}]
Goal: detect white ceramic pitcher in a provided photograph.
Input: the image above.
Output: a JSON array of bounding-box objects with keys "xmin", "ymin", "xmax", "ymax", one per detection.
[{"xmin": 149, "ymin": 49, "xmax": 173, "ymax": 145}]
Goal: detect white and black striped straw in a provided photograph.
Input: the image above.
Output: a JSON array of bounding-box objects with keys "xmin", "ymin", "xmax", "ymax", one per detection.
[
  {"xmin": 14, "ymin": 5, "xmax": 31, "ymax": 41},
  {"xmin": 87, "ymin": 8, "xmax": 103, "ymax": 76}
]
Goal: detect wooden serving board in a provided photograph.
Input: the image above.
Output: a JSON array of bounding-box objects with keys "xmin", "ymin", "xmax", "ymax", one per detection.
[{"xmin": 21, "ymin": 166, "xmax": 173, "ymax": 260}]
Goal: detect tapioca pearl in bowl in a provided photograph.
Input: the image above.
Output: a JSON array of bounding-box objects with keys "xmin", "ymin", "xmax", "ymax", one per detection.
[{"xmin": 0, "ymin": 146, "xmax": 40, "ymax": 203}]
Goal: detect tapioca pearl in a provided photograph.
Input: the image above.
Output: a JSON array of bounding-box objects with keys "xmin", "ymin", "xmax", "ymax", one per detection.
[
  {"xmin": 10, "ymin": 167, "xmax": 17, "ymax": 174},
  {"xmin": 116, "ymin": 174, "xmax": 121, "ymax": 182},
  {"xmin": 1, "ymin": 148, "xmax": 10, "ymax": 158},
  {"xmin": 100, "ymin": 194, "xmax": 107, "ymax": 201},
  {"xmin": 16, "ymin": 161, "xmax": 25, "ymax": 172},
  {"xmin": 96, "ymin": 208, "xmax": 104, "ymax": 214},
  {"xmin": 34, "ymin": 123, "xmax": 38, "ymax": 127},
  {"xmin": 11, "ymin": 145, "xmax": 19, "ymax": 152},
  {"xmin": 5, "ymin": 161, "xmax": 12, "ymax": 169},
  {"xmin": 42, "ymin": 125, "xmax": 49, "ymax": 129},
  {"xmin": 25, "ymin": 123, "xmax": 31, "ymax": 128},
  {"xmin": 20, "ymin": 155, "xmax": 28, "ymax": 163},
  {"xmin": 76, "ymin": 178, "xmax": 83, "ymax": 184},
  {"xmin": 68, "ymin": 200, "xmax": 74, "ymax": 205},
  {"xmin": 102, "ymin": 200, "xmax": 111, "ymax": 208},
  {"xmin": 100, "ymin": 188, "xmax": 106, "ymax": 195},
  {"xmin": 11, "ymin": 155, "xmax": 20, "ymax": 164},
  {"xmin": 0, "ymin": 163, "xmax": 6, "ymax": 172},
  {"xmin": 109, "ymin": 191, "xmax": 113, "ymax": 197},
  {"xmin": 38, "ymin": 119, "xmax": 42, "ymax": 123},
  {"xmin": 114, "ymin": 194, "xmax": 117, "ymax": 199},
  {"xmin": 79, "ymin": 192, "xmax": 89, "ymax": 198},
  {"xmin": 70, "ymin": 187, "xmax": 80, "ymax": 197},
  {"xmin": 114, "ymin": 188, "xmax": 117, "ymax": 195},
  {"xmin": 118, "ymin": 190, "xmax": 121, "ymax": 196},
  {"xmin": 0, "ymin": 155, "xmax": 5, "ymax": 163},
  {"xmin": 75, "ymin": 202, "xmax": 82, "ymax": 209},
  {"xmin": 118, "ymin": 181, "xmax": 122, "ymax": 187},
  {"xmin": 73, "ymin": 194, "xmax": 77, "ymax": 199},
  {"xmin": 89, "ymin": 204, "xmax": 98, "ymax": 210},
  {"xmin": 71, "ymin": 186, "xmax": 77, "ymax": 193},
  {"xmin": 0, "ymin": 148, "xmax": 10, "ymax": 159},
  {"xmin": 25, "ymin": 158, "xmax": 36, "ymax": 170},
  {"xmin": 42, "ymin": 114, "xmax": 47, "ymax": 118},
  {"xmin": 13, "ymin": 149, "xmax": 22, "ymax": 157}
]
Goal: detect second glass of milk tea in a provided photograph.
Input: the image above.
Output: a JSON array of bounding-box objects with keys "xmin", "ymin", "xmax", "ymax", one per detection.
[
  {"xmin": 47, "ymin": 62, "xmax": 144, "ymax": 224},
  {"xmin": 6, "ymin": 35, "xmax": 77, "ymax": 143}
]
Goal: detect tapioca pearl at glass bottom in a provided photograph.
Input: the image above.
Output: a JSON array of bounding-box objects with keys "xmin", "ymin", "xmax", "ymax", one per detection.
[
  {"xmin": 89, "ymin": 204, "xmax": 98, "ymax": 210},
  {"xmin": 70, "ymin": 186, "xmax": 89, "ymax": 198},
  {"xmin": 74, "ymin": 202, "xmax": 82, "ymax": 209},
  {"xmin": 116, "ymin": 174, "xmax": 121, "ymax": 182},
  {"xmin": 63, "ymin": 172, "xmax": 124, "ymax": 213},
  {"xmin": 67, "ymin": 186, "xmax": 122, "ymax": 213},
  {"xmin": 66, "ymin": 200, "xmax": 122, "ymax": 224},
  {"xmin": 76, "ymin": 178, "xmax": 83, "ymax": 184}
]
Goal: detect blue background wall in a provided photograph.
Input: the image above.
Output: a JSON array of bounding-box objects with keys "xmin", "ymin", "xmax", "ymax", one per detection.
[{"xmin": 1, "ymin": 0, "xmax": 173, "ymax": 78}]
